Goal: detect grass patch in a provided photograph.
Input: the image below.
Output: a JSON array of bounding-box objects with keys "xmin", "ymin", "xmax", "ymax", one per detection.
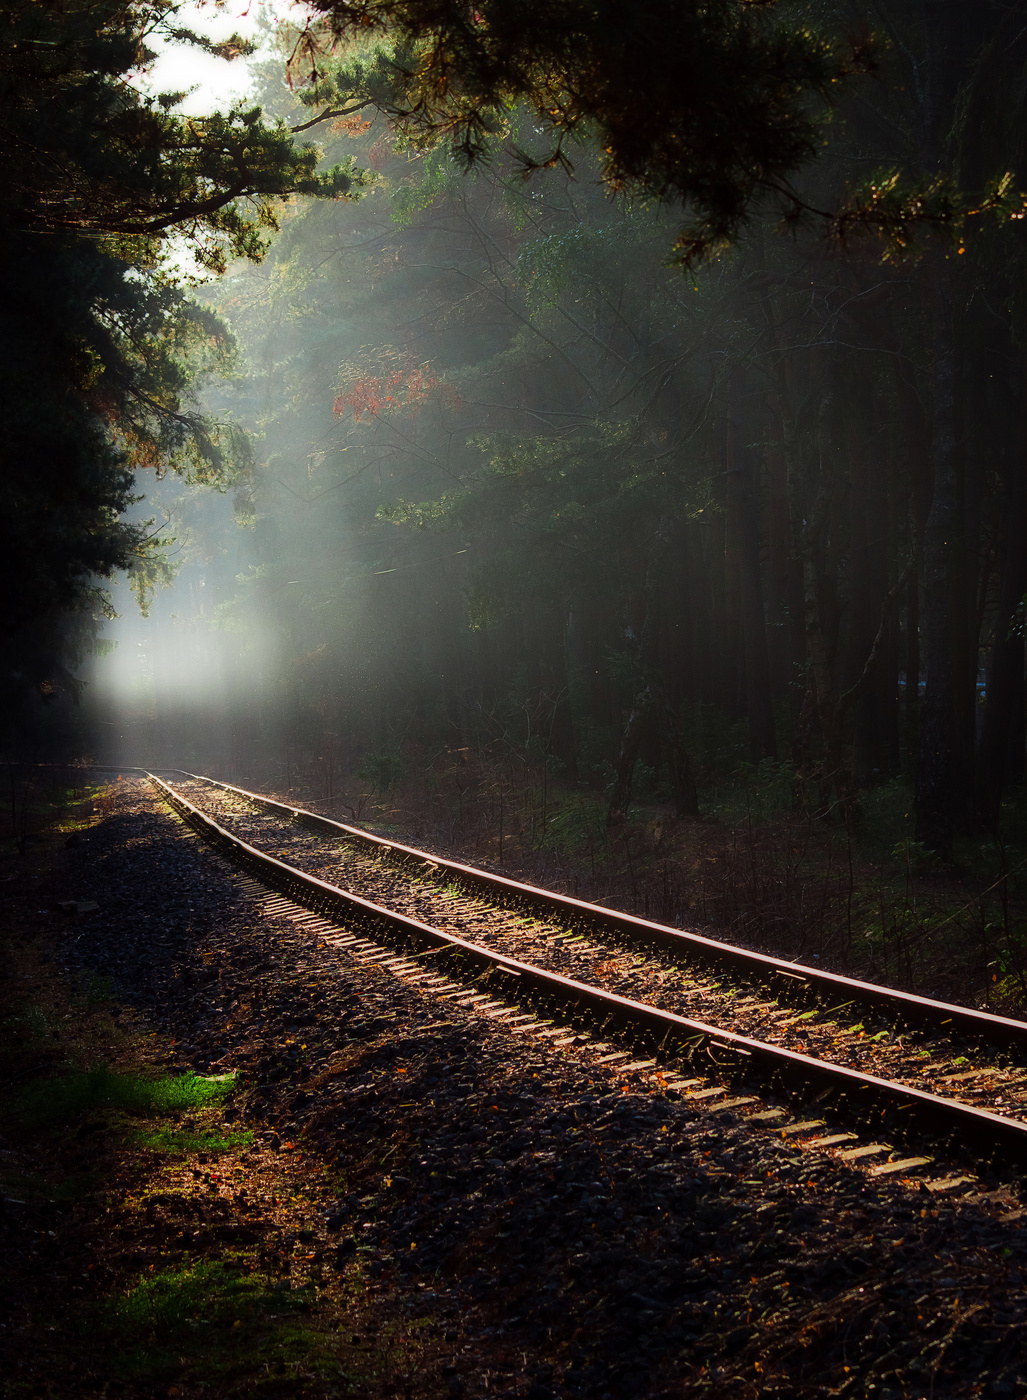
[
  {"xmin": 12, "ymin": 1065, "xmax": 237, "ymax": 1129},
  {"xmin": 110, "ymin": 1260, "xmax": 300, "ymax": 1338},
  {"xmin": 3, "ymin": 1005, "xmax": 53, "ymax": 1045},
  {"xmin": 133, "ymin": 1124, "xmax": 254, "ymax": 1155},
  {"xmin": 0, "ymin": 1168, "xmax": 98, "ymax": 1201},
  {"xmin": 102, "ymin": 1261, "xmax": 322, "ymax": 1387}
]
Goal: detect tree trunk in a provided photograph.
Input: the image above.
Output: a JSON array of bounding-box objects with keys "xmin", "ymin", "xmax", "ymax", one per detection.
[
  {"xmin": 607, "ymin": 688, "xmax": 650, "ymax": 826},
  {"xmin": 786, "ymin": 369, "xmax": 854, "ymax": 815},
  {"xmin": 712, "ymin": 463, "xmax": 742, "ymax": 715},
  {"xmin": 726, "ymin": 378, "xmax": 777, "ymax": 763},
  {"xmin": 539, "ymin": 603, "xmax": 578, "ymax": 779},
  {"xmin": 976, "ymin": 363, "xmax": 1027, "ymax": 824},
  {"xmin": 904, "ymin": 569, "xmax": 922, "ymax": 765},
  {"xmin": 765, "ymin": 406, "xmax": 805, "ymax": 697},
  {"xmin": 847, "ymin": 365, "xmax": 900, "ymax": 781},
  {"xmin": 915, "ymin": 268, "xmax": 969, "ymax": 858},
  {"xmin": 607, "ymin": 519, "xmax": 701, "ymax": 825}
]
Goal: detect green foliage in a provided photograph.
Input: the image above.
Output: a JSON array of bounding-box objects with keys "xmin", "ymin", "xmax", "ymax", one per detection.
[
  {"xmin": 81, "ymin": 1244, "xmax": 379, "ymax": 1397},
  {"xmin": 358, "ymin": 747, "xmax": 404, "ymax": 790},
  {"xmin": 706, "ymin": 757, "xmax": 798, "ymax": 824},
  {"xmin": 391, "ymin": 147, "xmax": 462, "ymax": 225},
  {"xmin": 853, "ymin": 781, "xmax": 914, "ymax": 861},
  {"xmin": 0, "ymin": 0, "xmax": 369, "ymax": 742},
  {"xmin": 517, "ymin": 210, "xmax": 662, "ymax": 304},
  {"xmin": 110, "ymin": 1262, "xmax": 262, "ymax": 1339},
  {"xmin": 102, "ymin": 1261, "xmax": 320, "ymax": 1386},
  {"xmin": 830, "ymin": 169, "xmax": 1019, "ymax": 259},
  {"xmin": 891, "ymin": 838, "xmax": 942, "ymax": 873},
  {"xmin": 542, "ymin": 795, "xmax": 607, "ymax": 851},
  {"xmin": 0, "ymin": 2, "xmax": 365, "ymax": 273},
  {"xmin": 378, "ymin": 495, "xmax": 457, "ymax": 528},
  {"xmin": 306, "ymin": 0, "xmax": 873, "ymax": 265},
  {"xmin": 128, "ymin": 530, "xmax": 180, "ymax": 618}
]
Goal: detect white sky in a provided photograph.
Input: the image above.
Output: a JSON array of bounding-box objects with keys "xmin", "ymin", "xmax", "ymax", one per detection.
[
  {"xmin": 133, "ymin": 2, "xmax": 321, "ymax": 279},
  {"xmin": 140, "ymin": 1, "xmax": 307, "ymax": 114}
]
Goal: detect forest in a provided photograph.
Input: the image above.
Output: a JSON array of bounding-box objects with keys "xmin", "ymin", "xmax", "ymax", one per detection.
[{"xmin": 8, "ymin": 0, "xmax": 1027, "ymax": 1000}]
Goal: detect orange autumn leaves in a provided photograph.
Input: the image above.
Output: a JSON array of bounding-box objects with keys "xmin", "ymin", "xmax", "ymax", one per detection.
[{"xmin": 332, "ymin": 363, "xmax": 461, "ymax": 421}]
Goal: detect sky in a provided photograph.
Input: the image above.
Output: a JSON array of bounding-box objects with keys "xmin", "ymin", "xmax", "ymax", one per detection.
[
  {"xmin": 140, "ymin": 0, "xmax": 304, "ymax": 113},
  {"xmin": 137, "ymin": 0, "xmax": 316, "ymax": 276}
]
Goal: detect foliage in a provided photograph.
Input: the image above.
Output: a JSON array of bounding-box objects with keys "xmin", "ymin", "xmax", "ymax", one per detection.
[
  {"xmin": 0, "ymin": 0, "xmax": 362, "ymax": 273},
  {"xmin": 107, "ymin": 1260, "xmax": 304, "ymax": 1342},
  {"xmin": 132, "ymin": 1123, "xmax": 254, "ymax": 1155},
  {"xmin": 334, "ymin": 362, "xmax": 445, "ymax": 419},
  {"xmin": 93, "ymin": 2, "xmax": 1027, "ymax": 881},
  {"xmin": 300, "ymin": 0, "xmax": 875, "ymax": 264},
  {"xmin": 358, "ymin": 746, "xmax": 405, "ymax": 791}
]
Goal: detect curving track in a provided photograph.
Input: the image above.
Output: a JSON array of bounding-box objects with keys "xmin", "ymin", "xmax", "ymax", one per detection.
[{"xmin": 123, "ymin": 768, "xmax": 1027, "ymax": 1182}]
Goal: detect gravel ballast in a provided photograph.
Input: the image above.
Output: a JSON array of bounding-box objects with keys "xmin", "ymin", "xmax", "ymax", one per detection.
[{"xmin": 32, "ymin": 779, "xmax": 1027, "ymax": 1398}]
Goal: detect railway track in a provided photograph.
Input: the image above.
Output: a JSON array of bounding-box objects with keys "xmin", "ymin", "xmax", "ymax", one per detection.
[{"xmin": 125, "ymin": 768, "xmax": 1027, "ymax": 1185}]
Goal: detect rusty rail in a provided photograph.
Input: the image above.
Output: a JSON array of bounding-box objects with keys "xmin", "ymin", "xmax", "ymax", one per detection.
[
  {"xmin": 149, "ymin": 771, "xmax": 1027, "ymax": 1167},
  {"xmin": 169, "ymin": 769, "xmax": 1027, "ymax": 1055}
]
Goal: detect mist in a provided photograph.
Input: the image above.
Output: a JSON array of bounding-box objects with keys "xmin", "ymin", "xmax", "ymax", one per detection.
[{"xmin": 75, "ymin": 7, "xmax": 1027, "ymax": 881}]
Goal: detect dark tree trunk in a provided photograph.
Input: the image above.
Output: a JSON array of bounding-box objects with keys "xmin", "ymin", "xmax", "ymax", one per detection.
[
  {"xmin": 976, "ymin": 368, "xmax": 1027, "ymax": 824},
  {"xmin": 711, "ymin": 469, "xmax": 742, "ymax": 715},
  {"xmin": 726, "ymin": 379, "xmax": 777, "ymax": 763},
  {"xmin": 607, "ymin": 522, "xmax": 701, "ymax": 826},
  {"xmin": 904, "ymin": 571, "xmax": 922, "ymax": 764},
  {"xmin": 662, "ymin": 692, "xmax": 700, "ymax": 817},
  {"xmin": 541, "ymin": 605, "xmax": 578, "ymax": 780},
  {"xmin": 847, "ymin": 365, "xmax": 900, "ymax": 781},
  {"xmin": 607, "ymin": 688, "xmax": 649, "ymax": 826},
  {"xmin": 915, "ymin": 271, "xmax": 969, "ymax": 857},
  {"xmin": 844, "ymin": 300, "xmax": 930, "ymax": 768},
  {"xmin": 765, "ymin": 406, "xmax": 805, "ymax": 696}
]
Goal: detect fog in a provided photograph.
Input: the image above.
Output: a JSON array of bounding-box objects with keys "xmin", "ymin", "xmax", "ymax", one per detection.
[
  {"xmin": 82, "ymin": 486, "xmax": 272, "ymax": 775},
  {"xmin": 78, "ymin": 17, "xmax": 1027, "ymax": 861}
]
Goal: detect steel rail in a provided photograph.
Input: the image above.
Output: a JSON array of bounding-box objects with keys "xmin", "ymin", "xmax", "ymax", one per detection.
[
  {"xmin": 171, "ymin": 768, "xmax": 1027, "ymax": 1056},
  {"xmin": 149, "ymin": 771, "xmax": 1027, "ymax": 1167}
]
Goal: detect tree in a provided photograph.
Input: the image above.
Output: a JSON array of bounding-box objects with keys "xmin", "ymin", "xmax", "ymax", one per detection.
[
  {"xmin": 0, "ymin": 0, "xmax": 360, "ymax": 271},
  {"xmin": 299, "ymin": 0, "xmax": 874, "ymax": 264},
  {"xmin": 0, "ymin": 0, "xmax": 366, "ymax": 751},
  {"xmin": 87, "ymin": 0, "xmax": 1027, "ymax": 874}
]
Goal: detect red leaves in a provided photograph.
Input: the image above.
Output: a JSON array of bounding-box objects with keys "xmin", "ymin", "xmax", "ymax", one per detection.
[{"xmin": 333, "ymin": 363, "xmax": 460, "ymax": 420}]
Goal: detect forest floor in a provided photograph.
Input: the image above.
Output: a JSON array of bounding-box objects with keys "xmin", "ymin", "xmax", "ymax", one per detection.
[{"xmin": 4, "ymin": 778, "xmax": 1027, "ymax": 1398}]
